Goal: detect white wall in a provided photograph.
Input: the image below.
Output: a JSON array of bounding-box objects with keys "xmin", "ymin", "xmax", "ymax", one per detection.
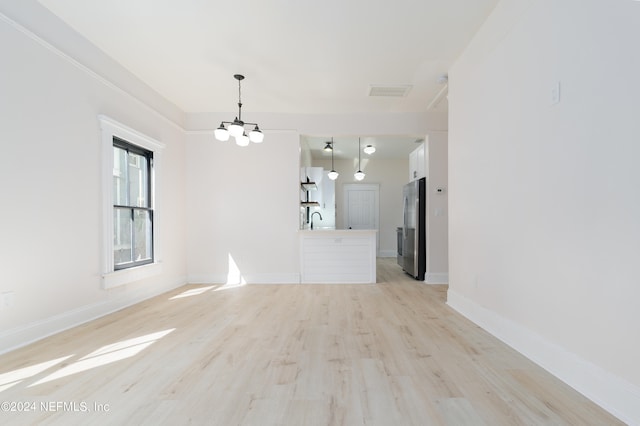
[
  {"xmin": 425, "ymin": 132, "xmax": 449, "ymax": 283},
  {"xmin": 186, "ymin": 131, "xmax": 301, "ymax": 284},
  {"xmin": 0, "ymin": 7, "xmax": 187, "ymax": 351},
  {"xmin": 448, "ymin": 0, "xmax": 640, "ymax": 423}
]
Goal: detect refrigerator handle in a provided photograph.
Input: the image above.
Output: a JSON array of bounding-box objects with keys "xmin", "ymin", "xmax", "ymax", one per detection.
[{"xmin": 403, "ymin": 195, "xmax": 408, "ymax": 236}]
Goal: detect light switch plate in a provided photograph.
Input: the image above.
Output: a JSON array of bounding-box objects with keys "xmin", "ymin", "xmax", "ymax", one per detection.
[
  {"xmin": 551, "ymin": 81, "xmax": 561, "ymax": 105},
  {"xmin": 3, "ymin": 291, "xmax": 15, "ymax": 309}
]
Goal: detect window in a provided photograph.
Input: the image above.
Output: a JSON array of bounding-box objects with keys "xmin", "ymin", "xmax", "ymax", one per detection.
[
  {"xmin": 112, "ymin": 138, "xmax": 154, "ymax": 269},
  {"xmin": 99, "ymin": 115, "xmax": 164, "ymax": 288}
]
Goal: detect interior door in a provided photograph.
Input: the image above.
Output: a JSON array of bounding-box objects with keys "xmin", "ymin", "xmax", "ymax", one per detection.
[{"xmin": 343, "ymin": 184, "xmax": 380, "ymax": 253}]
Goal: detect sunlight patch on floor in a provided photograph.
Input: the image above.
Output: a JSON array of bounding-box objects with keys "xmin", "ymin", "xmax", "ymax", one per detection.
[
  {"xmin": 169, "ymin": 286, "xmax": 216, "ymax": 299},
  {"xmin": 29, "ymin": 329, "xmax": 175, "ymax": 386},
  {"xmin": 0, "ymin": 355, "xmax": 73, "ymax": 392}
]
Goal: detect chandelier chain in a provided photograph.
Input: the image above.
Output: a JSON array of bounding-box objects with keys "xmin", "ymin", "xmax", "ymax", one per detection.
[{"xmin": 331, "ymin": 138, "xmax": 335, "ymax": 169}]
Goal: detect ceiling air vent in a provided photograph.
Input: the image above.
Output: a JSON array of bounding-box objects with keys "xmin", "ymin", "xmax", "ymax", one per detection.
[{"xmin": 368, "ymin": 85, "xmax": 412, "ymax": 97}]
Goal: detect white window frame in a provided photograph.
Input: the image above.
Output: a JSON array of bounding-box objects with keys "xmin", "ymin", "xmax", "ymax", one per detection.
[{"xmin": 99, "ymin": 115, "xmax": 165, "ymax": 289}]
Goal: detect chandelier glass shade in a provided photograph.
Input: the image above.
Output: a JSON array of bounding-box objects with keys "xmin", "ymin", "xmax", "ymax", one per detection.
[{"xmin": 214, "ymin": 74, "xmax": 264, "ymax": 146}]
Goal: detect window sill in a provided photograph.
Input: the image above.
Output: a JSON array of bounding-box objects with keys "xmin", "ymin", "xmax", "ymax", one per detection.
[{"xmin": 102, "ymin": 262, "xmax": 163, "ymax": 289}]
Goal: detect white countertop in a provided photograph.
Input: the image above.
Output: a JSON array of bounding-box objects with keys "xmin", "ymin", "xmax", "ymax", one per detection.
[{"xmin": 298, "ymin": 229, "xmax": 377, "ymax": 235}]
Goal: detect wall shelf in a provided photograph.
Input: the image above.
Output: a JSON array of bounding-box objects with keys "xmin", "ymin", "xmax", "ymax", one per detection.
[
  {"xmin": 300, "ymin": 201, "xmax": 320, "ymax": 207},
  {"xmin": 301, "ymin": 182, "xmax": 317, "ymax": 191}
]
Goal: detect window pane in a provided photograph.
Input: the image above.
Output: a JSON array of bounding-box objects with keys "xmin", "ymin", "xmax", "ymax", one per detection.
[
  {"xmin": 114, "ymin": 208, "xmax": 132, "ymax": 265},
  {"xmin": 112, "ymin": 139, "xmax": 154, "ymax": 270},
  {"xmin": 133, "ymin": 210, "xmax": 152, "ymax": 262},
  {"xmin": 113, "ymin": 146, "xmax": 128, "ymax": 206},
  {"xmin": 128, "ymin": 152, "xmax": 149, "ymax": 207}
]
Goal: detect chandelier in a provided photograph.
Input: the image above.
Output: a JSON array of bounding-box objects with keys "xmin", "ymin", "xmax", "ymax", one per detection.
[{"xmin": 214, "ymin": 74, "xmax": 264, "ymax": 146}]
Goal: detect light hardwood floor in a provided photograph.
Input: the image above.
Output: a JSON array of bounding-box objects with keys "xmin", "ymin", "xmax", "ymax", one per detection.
[{"xmin": 0, "ymin": 258, "xmax": 623, "ymax": 425}]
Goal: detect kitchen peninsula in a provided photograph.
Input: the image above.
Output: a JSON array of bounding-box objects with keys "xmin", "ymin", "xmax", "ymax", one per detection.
[{"xmin": 299, "ymin": 229, "xmax": 377, "ymax": 283}]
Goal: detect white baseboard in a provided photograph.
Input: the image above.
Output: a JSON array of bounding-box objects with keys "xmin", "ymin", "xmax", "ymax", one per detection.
[
  {"xmin": 425, "ymin": 272, "xmax": 448, "ymax": 284},
  {"xmin": 0, "ymin": 277, "xmax": 186, "ymax": 355},
  {"xmin": 378, "ymin": 250, "xmax": 397, "ymax": 258},
  {"xmin": 243, "ymin": 273, "xmax": 300, "ymax": 284},
  {"xmin": 446, "ymin": 289, "xmax": 640, "ymax": 426},
  {"xmin": 187, "ymin": 273, "xmax": 301, "ymax": 284},
  {"xmin": 187, "ymin": 273, "xmax": 228, "ymax": 284}
]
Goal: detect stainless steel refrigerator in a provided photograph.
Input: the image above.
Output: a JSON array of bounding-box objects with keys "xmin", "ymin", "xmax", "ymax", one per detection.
[{"xmin": 398, "ymin": 177, "xmax": 426, "ymax": 280}]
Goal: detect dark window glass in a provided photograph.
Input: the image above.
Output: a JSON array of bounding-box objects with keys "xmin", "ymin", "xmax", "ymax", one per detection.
[{"xmin": 112, "ymin": 138, "xmax": 153, "ymax": 269}]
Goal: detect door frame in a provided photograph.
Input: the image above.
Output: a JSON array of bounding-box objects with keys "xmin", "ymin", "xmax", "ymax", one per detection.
[{"xmin": 343, "ymin": 183, "xmax": 380, "ymax": 253}]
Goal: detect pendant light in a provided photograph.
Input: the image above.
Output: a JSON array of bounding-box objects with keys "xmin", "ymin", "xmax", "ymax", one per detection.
[
  {"xmin": 323, "ymin": 142, "xmax": 333, "ymax": 152},
  {"xmin": 214, "ymin": 74, "xmax": 264, "ymax": 146},
  {"xmin": 364, "ymin": 144, "xmax": 376, "ymax": 155},
  {"xmin": 354, "ymin": 137, "xmax": 365, "ymax": 181},
  {"xmin": 328, "ymin": 137, "xmax": 339, "ymax": 180}
]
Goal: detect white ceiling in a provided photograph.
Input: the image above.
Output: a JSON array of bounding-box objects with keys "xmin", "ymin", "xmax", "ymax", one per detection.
[
  {"xmin": 37, "ymin": 0, "xmax": 498, "ymax": 116},
  {"xmin": 303, "ymin": 135, "xmax": 425, "ymax": 161}
]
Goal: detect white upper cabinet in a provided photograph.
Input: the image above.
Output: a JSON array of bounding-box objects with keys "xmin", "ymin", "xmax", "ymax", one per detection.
[{"xmin": 409, "ymin": 143, "xmax": 426, "ymax": 181}]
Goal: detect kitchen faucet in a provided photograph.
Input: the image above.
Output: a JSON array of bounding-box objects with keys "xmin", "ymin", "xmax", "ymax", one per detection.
[{"xmin": 310, "ymin": 211, "xmax": 323, "ymax": 230}]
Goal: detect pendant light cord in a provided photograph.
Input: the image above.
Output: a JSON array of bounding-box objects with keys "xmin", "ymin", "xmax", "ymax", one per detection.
[
  {"xmin": 331, "ymin": 137, "xmax": 335, "ymax": 169},
  {"xmin": 237, "ymin": 77, "xmax": 243, "ymax": 121}
]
